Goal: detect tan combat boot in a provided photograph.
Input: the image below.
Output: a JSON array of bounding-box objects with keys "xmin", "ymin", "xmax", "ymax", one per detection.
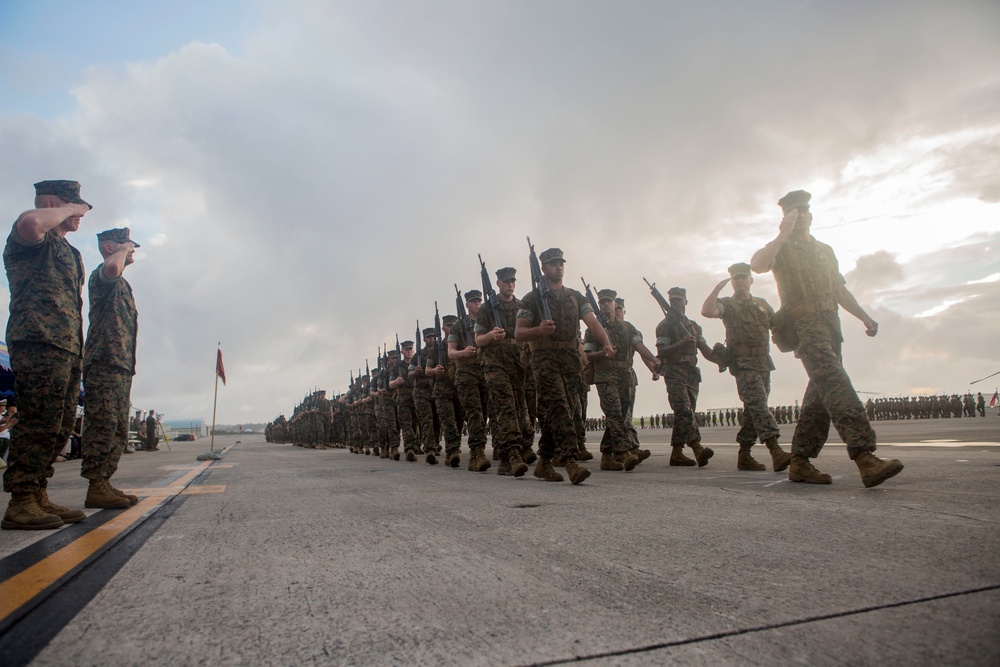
[
  {"xmin": 446, "ymin": 450, "xmax": 461, "ymax": 468},
  {"xmin": 38, "ymin": 488, "xmax": 87, "ymax": 523},
  {"xmin": 468, "ymin": 448, "xmax": 491, "ymax": 472},
  {"xmin": 425, "ymin": 451, "xmax": 438, "ymax": 465},
  {"xmin": 564, "ymin": 459, "xmax": 591, "ymax": 485},
  {"xmin": 689, "ymin": 442, "xmax": 713, "ymax": 467},
  {"xmin": 509, "ymin": 449, "xmax": 529, "ymax": 478},
  {"xmin": 788, "ymin": 454, "xmax": 832, "ymax": 484},
  {"xmin": 533, "ymin": 458, "xmax": 564, "ymax": 482},
  {"xmin": 765, "ymin": 438, "xmax": 793, "ymax": 472},
  {"xmin": 669, "ymin": 446, "xmax": 696, "ymax": 466},
  {"xmin": 634, "ymin": 448, "xmax": 651, "ymax": 463},
  {"xmin": 496, "ymin": 456, "xmax": 512, "ymax": 476},
  {"xmin": 619, "ymin": 451, "xmax": 640, "ymax": 472},
  {"xmin": 105, "ymin": 479, "xmax": 139, "ymax": 506},
  {"xmin": 392, "ymin": 447, "xmax": 401, "ymax": 461},
  {"xmin": 737, "ymin": 447, "xmax": 766, "ymax": 471},
  {"xmin": 577, "ymin": 444, "xmax": 595, "ymax": 461},
  {"xmin": 2, "ymin": 492, "xmax": 64, "ymax": 530},
  {"xmin": 85, "ymin": 478, "xmax": 131, "ymax": 509},
  {"xmin": 600, "ymin": 452, "xmax": 624, "ymax": 470},
  {"xmin": 521, "ymin": 447, "xmax": 537, "ymax": 465},
  {"xmin": 856, "ymin": 452, "xmax": 904, "ymax": 488}
]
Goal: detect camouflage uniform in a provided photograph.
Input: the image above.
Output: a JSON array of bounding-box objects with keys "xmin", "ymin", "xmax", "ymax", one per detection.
[
  {"xmin": 771, "ymin": 235, "xmax": 876, "ymax": 459},
  {"xmin": 655, "ymin": 312, "xmax": 706, "ymax": 448},
  {"xmin": 717, "ymin": 294, "xmax": 780, "ymax": 447},
  {"xmin": 476, "ymin": 296, "xmax": 533, "ymax": 462},
  {"xmin": 427, "ymin": 330, "xmax": 462, "ymax": 458},
  {"xmin": 583, "ymin": 319, "xmax": 642, "ymax": 456},
  {"xmin": 391, "ymin": 351, "xmax": 419, "ymax": 454},
  {"xmin": 3, "ymin": 224, "xmax": 84, "ymax": 495},
  {"xmin": 449, "ymin": 316, "xmax": 488, "ymax": 454},
  {"xmin": 411, "ymin": 335, "xmax": 440, "ymax": 455},
  {"xmin": 81, "ymin": 259, "xmax": 138, "ymax": 482},
  {"xmin": 518, "ymin": 286, "xmax": 591, "ymax": 462}
]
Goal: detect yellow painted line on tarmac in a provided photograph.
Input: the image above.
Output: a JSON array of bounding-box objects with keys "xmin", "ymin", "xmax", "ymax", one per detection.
[
  {"xmin": 180, "ymin": 485, "xmax": 226, "ymax": 495},
  {"xmin": 0, "ymin": 447, "xmax": 234, "ymax": 624}
]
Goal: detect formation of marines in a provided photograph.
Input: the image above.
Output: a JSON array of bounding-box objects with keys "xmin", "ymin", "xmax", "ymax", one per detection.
[{"xmin": 267, "ymin": 191, "xmax": 909, "ymax": 489}]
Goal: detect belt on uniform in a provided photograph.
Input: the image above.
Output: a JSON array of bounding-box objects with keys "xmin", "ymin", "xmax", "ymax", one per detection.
[
  {"xmin": 731, "ymin": 345, "xmax": 768, "ymax": 357},
  {"xmin": 529, "ymin": 338, "xmax": 578, "ymax": 351},
  {"xmin": 784, "ymin": 299, "xmax": 838, "ymax": 322},
  {"xmin": 593, "ymin": 360, "xmax": 629, "ymax": 370},
  {"xmin": 454, "ymin": 357, "xmax": 479, "ymax": 367}
]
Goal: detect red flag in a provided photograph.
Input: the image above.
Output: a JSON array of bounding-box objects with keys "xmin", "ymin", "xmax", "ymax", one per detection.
[
  {"xmin": 216, "ymin": 349, "xmax": 226, "ymax": 386},
  {"xmin": 990, "ymin": 391, "xmax": 999, "ymax": 408}
]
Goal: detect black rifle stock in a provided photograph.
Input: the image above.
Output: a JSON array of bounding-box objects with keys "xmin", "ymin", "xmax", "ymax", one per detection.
[
  {"xmin": 478, "ymin": 254, "xmax": 501, "ymax": 327},
  {"xmin": 581, "ymin": 277, "xmax": 609, "ymax": 327},
  {"xmin": 454, "ymin": 283, "xmax": 476, "ymax": 348},
  {"xmin": 643, "ymin": 277, "xmax": 691, "ymax": 337},
  {"xmin": 527, "ymin": 237, "xmax": 553, "ymax": 321}
]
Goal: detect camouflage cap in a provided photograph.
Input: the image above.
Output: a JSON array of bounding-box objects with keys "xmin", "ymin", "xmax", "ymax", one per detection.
[
  {"xmin": 597, "ymin": 288, "xmax": 617, "ymax": 302},
  {"xmin": 539, "ymin": 248, "xmax": 565, "ymax": 264},
  {"xmin": 778, "ymin": 190, "xmax": 811, "ymax": 212},
  {"xmin": 422, "ymin": 327, "xmax": 436, "ymax": 337},
  {"xmin": 387, "ymin": 349, "xmax": 399, "ymax": 358},
  {"xmin": 727, "ymin": 262, "xmax": 751, "ymax": 278},
  {"xmin": 615, "ymin": 297, "xmax": 625, "ymax": 308},
  {"xmin": 464, "ymin": 289, "xmax": 483, "ymax": 302},
  {"xmin": 495, "ymin": 266, "xmax": 517, "ymax": 281},
  {"xmin": 442, "ymin": 314, "xmax": 458, "ymax": 325},
  {"xmin": 96, "ymin": 227, "xmax": 141, "ymax": 248},
  {"xmin": 34, "ymin": 180, "xmax": 92, "ymax": 210},
  {"xmin": 401, "ymin": 340, "xmax": 414, "ymax": 349},
  {"xmin": 667, "ymin": 287, "xmax": 686, "ymax": 299}
]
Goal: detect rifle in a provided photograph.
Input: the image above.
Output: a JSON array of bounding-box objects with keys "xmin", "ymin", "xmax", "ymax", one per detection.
[
  {"xmin": 643, "ymin": 277, "xmax": 690, "ymax": 337},
  {"xmin": 414, "ymin": 320, "xmax": 423, "ymax": 370},
  {"xmin": 434, "ymin": 301, "xmax": 444, "ymax": 367},
  {"xmin": 581, "ymin": 277, "xmax": 609, "ymax": 327},
  {"xmin": 365, "ymin": 360, "xmax": 371, "ymax": 397},
  {"xmin": 478, "ymin": 254, "xmax": 501, "ymax": 327},
  {"xmin": 527, "ymin": 237, "xmax": 553, "ymax": 321},
  {"xmin": 381, "ymin": 343, "xmax": 389, "ymax": 391},
  {"xmin": 454, "ymin": 283, "xmax": 476, "ymax": 348}
]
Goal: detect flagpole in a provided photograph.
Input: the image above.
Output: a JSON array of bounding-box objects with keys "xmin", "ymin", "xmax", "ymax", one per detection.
[{"xmin": 210, "ymin": 356, "xmax": 220, "ymax": 453}]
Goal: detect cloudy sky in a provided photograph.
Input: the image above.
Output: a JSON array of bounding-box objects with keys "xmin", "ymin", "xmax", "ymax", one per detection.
[{"xmin": 1, "ymin": 0, "xmax": 998, "ymax": 426}]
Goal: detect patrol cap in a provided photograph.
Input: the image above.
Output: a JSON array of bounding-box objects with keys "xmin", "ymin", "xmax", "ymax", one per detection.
[
  {"xmin": 728, "ymin": 262, "xmax": 751, "ymax": 278},
  {"xmin": 34, "ymin": 180, "xmax": 92, "ymax": 210},
  {"xmin": 778, "ymin": 190, "xmax": 811, "ymax": 212},
  {"xmin": 615, "ymin": 297, "xmax": 625, "ymax": 308},
  {"xmin": 597, "ymin": 288, "xmax": 617, "ymax": 302},
  {"xmin": 495, "ymin": 266, "xmax": 517, "ymax": 281},
  {"xmin": 464, "ymin": 289, "xmax": 483, "ymax": 302},
  {"xmin": 401, "ymin": 340, "xmax": 414, "ymax": 349},
  {"xmin": 97, "ymin": 227, "xmax": 141, "ymax": 248},
  {"xmin": 539, "ymin": 248, "xmax": 564, "ymax": 264},
  {"xmin": 442, "ymin": 315, "xmax": 458, "ymax": 325},
  {"xmin": 387, "ymin": 349, "xmax": 399, "ymax": 358},
  {"xmin": 667, "ymin": 287, "xmax": 686, "ymax": 299},
  {"xmin": 422, "ymin": 327, "xmax": 436, "ymax": 337}
]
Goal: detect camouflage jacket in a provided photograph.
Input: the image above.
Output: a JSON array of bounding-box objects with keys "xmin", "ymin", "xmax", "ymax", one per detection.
[
  {"xmin": 475, "ymin": 296, "xmax": 523, "ymax": 374},
  {"xmin": 583, "ymin": 319, "xmax": 642, "ymax": 384},
  {"xmin": 717, "ymin": 294, "xmax": 774, "ymax": 373},
  {"xmin": 518, "ymin": 286, "xmax": 590, "ymax": 372},
  {"xmin": 84, "ymin": 264, "xmax": 138, "ymax": 373},
  {"xmin": 4, "ymin": 224, "xmax": 84, "ymax": 355},
  {"xmin": 655, "ymin": 314, "xmax": 705, "ymax": 369}
]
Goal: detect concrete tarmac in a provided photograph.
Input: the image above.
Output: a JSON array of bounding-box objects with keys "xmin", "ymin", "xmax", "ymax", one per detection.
[{"xmin": 2, "ymin": 417, "xmax": 999, "ymax": 666}]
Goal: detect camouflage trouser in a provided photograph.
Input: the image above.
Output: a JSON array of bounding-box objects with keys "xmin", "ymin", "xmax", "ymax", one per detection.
[
  {"xmin": 363, "ymin": 407, "xmax": 377, "ymax": 447},
  {"xmin": 663, "ymin": 363, "xmax": 701, "ymax": 447},
  {"xmin": 3, "ymin": 342, "xmax": 82, "ymax": 494},
  {"xmin": 81, "ymin": 364, "xmax": 132, "ymax": 481},
  {"xmin": 791, "ymin": 315, "xmax": 876, "ymax": 459},
  {"xmin": 395, "ymin": 392, "xmax": 418, "ymax": 451},
  {"xmin": 734, "ymin": 368, "xmax": 779, "ymax": 447},
  {"xmin": 524, "ymin": 368, "xmax": 538, "ymax": 433},
  {"xmin": 596, "ymin": 374, "xmax": 632, "ymax": 455},
  {"xmin": 413, "ymin": 384, "xmax": 439, "ymax": 452},
  {"xmin": 483, "ymin": 366, "xmax": 531, "ymax": 457},
  {"xmin": 455, "ymin": 369, "xmax": 488, "ymax": 450},
  {"xmin": 534, "ymin": 361, "xmax": 583, "ymax": 462},
  {"xmin": 379, "ymin": 395, "xmax": 399, "ymax": 448},
  {"xmin": 433, "ymin": 393, "xmax": 462, "ymax": 454}
]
